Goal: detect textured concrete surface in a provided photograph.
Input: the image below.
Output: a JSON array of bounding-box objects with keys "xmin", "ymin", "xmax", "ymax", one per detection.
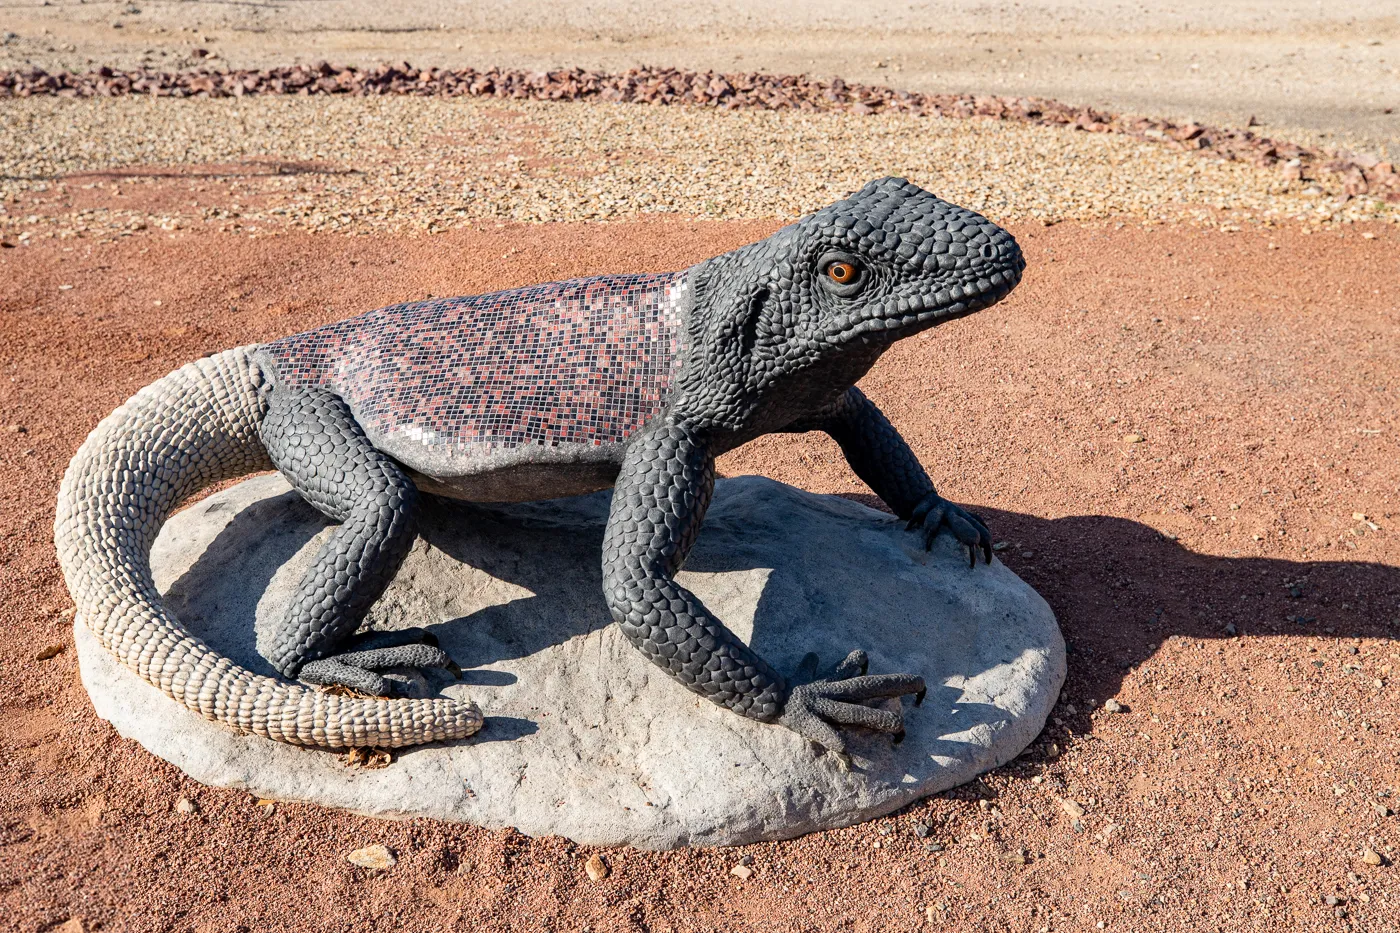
[
  {"xmin": 76, "ymin": 473, "xmax": 1064, "ymax": 848},
  {"xmin": 4, "ymin": 0, "xmax": 1396, "ymax": 158}
]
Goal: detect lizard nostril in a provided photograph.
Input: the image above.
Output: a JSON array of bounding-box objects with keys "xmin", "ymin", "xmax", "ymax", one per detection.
[{"xmin": 979, "ymin": 242, "xmax": 998, "ymax": 260}]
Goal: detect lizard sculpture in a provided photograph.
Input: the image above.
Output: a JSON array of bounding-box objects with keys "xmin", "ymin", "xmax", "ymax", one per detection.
[{"xmin": 56, "ymin": 177, "xmax": 1024, "ymax": 760}]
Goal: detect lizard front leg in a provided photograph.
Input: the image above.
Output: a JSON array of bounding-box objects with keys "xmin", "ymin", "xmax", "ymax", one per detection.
[
  {"xmin": 602, "ymin": 422, "xmax": 925, "ymax": 764},
  {"xmin": 803, "ymin": 386, "xmax": 993, "ymax": 567},
  {"xmin": 259, "ymin": 383, "xmax": 459, "ymax": 695}
]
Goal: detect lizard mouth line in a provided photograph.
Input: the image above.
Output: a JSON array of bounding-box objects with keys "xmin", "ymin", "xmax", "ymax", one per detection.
[{"xmin": 824, "ymin": 259, "xmax": 1025, "ymax": 345}]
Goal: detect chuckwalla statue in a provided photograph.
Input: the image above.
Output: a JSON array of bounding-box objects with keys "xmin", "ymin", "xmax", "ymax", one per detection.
[{"xmin": 56, "ymin": 178, "xmax": 1025, "ymax": 761}]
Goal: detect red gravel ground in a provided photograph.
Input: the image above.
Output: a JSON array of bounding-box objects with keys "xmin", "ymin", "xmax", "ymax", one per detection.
[{"xmin": 2, "ymin": 218, "xmax": 1397, "ymax": 933}]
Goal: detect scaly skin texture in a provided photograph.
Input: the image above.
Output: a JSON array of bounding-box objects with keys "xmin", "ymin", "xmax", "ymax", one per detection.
[{"xmin": 55, "ymin": 177, "xmax": 1023, "ymax": 754}]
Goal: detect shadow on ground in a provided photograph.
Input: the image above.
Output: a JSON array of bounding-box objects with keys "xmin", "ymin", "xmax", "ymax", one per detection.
[{"xmin": 839, "ymin": 491, "xmax": 1400, "ymax": 731}]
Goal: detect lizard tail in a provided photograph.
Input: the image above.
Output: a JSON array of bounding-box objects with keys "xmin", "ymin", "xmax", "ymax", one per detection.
[{"xmin": 55, "ymin": 346, "xmax": 483, "ymax": 748}]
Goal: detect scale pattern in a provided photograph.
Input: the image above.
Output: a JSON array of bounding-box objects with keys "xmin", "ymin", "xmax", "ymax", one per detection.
[
  {"xmin": 258, "ymin": 273, "xmax": 687, "ymax": 458},
  {"xmin": 53, "ymin": 347, "xmax": 483, "ymax": 747}
]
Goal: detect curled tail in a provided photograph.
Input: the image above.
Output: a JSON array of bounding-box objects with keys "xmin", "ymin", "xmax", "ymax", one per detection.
[{"xmin": 55, "ymin": 346, "xmax": 483, "ymax": 748}]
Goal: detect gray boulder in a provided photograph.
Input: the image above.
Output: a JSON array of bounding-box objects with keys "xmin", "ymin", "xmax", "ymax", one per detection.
[{"xmin": 76, "ymin": 473, "xmax": 1064, "ymax": 849}]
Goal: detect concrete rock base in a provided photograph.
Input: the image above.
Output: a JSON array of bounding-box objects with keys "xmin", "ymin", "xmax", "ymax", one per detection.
[{"xmin": 76, "ymin": 474, "xmax": 1064, "ymax": 849}]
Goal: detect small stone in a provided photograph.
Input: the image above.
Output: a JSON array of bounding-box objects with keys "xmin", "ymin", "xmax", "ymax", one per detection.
[
  {"xmin": 5, "ymin": 424, "xmax": 24, "ymax": 433},
  {"xmin": 346, "ymin": 844, "xmax": 396, "ymax": 870},
  {"xmin": 584, "ymin": 853, "xmax": 609, "ymax": 881},
  {"xmin": 35, "ymin": 644, "xmax": 67, "ymax": 660},
  {"xmin": 1020, "ymin": 550, "xmax": 1035, "ymax": 559},
  {"xmin": 1360, "ymin": 848, "xmax": 1383, "ymax": 866},
  {"xmin": 1102, "ymin": 698, "xmax": 1124, "ymax": 713},
  {"xmin": 1324, "ymin": 895, "xmax": 1343, "ymax": 907},
  {"xmin": 1124, "ymin": 434, "xmax": 1144, "ymax": 443},
  {"xmin": 1061, "ymin": 799, "xmax": 1086, "ymax": 819},
  {"xmin": 739, "ymin": 854, "xmax": 754, "ymax": 866},
  {"xmin": 55, "ymin": 920, "xmax": 84, "ymax": 933},
  {"xmin": 345, "ymin": 746, "xmax": 393, "ymax": 769},
  {"xmin": 924, "ymin": 842, "xmax": 945, "ymax": 853},
  {"xmin": 174, "ymin": 797, "xmax": 198, "ymax": 815},
  {"xmin": 1223, "ymin": 623, "xmax": 1237, "ymax": 636},
  {"xmin": 913, "ymin": 822, "xmax": 931, "ymax": 838},
  {"xmin": 730, "ymin": 863, "xmax": 753, "ymax": 880}
]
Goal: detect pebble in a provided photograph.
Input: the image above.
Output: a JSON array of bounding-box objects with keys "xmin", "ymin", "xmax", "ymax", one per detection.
[
  {"xmin": 584, "ymin": 853, "xmax": 609, "ymax": 881},
  {"xmin": 730, "ymin": 864, "xmax": 753, "ymax": 880},
  {"xmin": 913, "ymin": 822, "xmax": 931, "ymax": 838},
  {"xmin": 1360, "ymin": 848, "xmax": 1383, "ymax": 866},
  {"xmin": 924, "ymin": 843, "xmax": 945, "ymax": 853},
  {"xmin": 35, "ymin": 644, "xmax": 66, "ymax": 660},
  {"xmin": 2, "ymin": 90, "xmax": 1393, "ymax": 246},
  {"xmin": 1324, "ymin": 895, "xmax": 1344, "ymax": 907},
  {"xmin": 1061, "ymin": 799, "xmax": 1086, "ymax": 819},
  {"xmin": 1124, "ymin": 434, "xmax": 1145, "ymax": 443},
  {"xmin": 1103, "ymin": 698, "xmax": 1124, "ymax": 713},
  {"xmin": 1224, "ymin": 623, "xmax": 1238, "ymax": 636},
  {"xmin": 3, "ymin": 62, "xmax": 1393, "ymax": 212},
  {"xmin": 346, "ymin": 844, "xmax": 396, "ymax": 870},
  {"xmin": 174, "ymin": 797, "xmax": 198, "ymax": 815}
]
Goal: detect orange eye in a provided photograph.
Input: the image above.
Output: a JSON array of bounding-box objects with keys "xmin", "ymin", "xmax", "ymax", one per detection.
[{"xmin": 827, "ymin": 261, "xmax": 857, "ymax": 285}]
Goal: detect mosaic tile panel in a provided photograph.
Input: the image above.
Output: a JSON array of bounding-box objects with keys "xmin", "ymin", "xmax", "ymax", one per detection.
[{"xmin": 259, "ymin": 273, "xmax": 688, "ymax": 456}]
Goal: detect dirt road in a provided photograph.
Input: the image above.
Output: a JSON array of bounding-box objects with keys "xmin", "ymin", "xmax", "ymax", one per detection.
[{"xmin": 3, "ymin": 0, "xmax": 1398, "ymax": 157}]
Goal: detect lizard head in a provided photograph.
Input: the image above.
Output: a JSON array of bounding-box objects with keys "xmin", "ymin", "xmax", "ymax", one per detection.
[{"xmin": 685, "ymin": 177, "xmax": 1024, "ymax": 413}]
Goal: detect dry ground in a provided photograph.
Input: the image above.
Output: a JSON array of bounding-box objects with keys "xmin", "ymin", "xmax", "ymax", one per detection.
[
  {"xmin": 2, "ymin": 209, "xmax": 1398, "ymax": 931},
  {"xmin": 2, "ymin": 0, "xmax": 1398, "ymax": 158},
  {"xmin": 1, "ymin": 56, "xmax": 1398, "ymax": 933}
]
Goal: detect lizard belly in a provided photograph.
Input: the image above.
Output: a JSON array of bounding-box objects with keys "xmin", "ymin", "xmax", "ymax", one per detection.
[{"xmin": 380, "ymin": 433, "xmax": 628, "ymax": 503}]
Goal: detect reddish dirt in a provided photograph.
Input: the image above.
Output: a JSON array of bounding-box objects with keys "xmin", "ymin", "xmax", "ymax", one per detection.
[{"xmin": 2, "ymin": 219, "xmax": 1397, "ymax": 933}]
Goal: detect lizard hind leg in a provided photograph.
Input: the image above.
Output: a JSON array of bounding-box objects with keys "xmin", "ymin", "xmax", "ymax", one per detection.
[{"xmin": 258, "ymin": 384, "xmax": 458, "ymax": 696}]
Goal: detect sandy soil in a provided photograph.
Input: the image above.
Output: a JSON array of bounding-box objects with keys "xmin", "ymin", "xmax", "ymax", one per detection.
[
  {"xmin": 3, "ymin": 1, "xmax": 1398, "ymax": 159},
  {"xmin": 2, "ymin": 214, "xmax": 1397, "ymax": 932}
]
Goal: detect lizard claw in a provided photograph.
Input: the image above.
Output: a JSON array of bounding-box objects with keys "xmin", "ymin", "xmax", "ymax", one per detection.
[
  {"xmin": 299, "ymin": 629, "xmax": 462, "ymax": 697},
  {"xmin": 906, "ymin": 491, "xmax": 994, "ymax": 567},
  {"xmin": 778, "ymin": 649, "xmax": 924, "ymax": 764}
]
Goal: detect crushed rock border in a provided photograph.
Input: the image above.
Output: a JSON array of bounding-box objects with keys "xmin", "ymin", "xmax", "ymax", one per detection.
[{"xmin": 2, "ymin": 62, "xmax": 1395, "ymax": 205}]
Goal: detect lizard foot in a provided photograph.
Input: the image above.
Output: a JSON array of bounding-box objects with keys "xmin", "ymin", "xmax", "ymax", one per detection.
[
  {"xmin": 299, "ymin": 629, "xmax": 461, "ymax": 698},
  {"xmin": 778, "ymin": 650, "xmax": 926, "ymax": 769},
  {"xmin": 906, "ymin": 491, "xmax": 993, "ymax": 568}
]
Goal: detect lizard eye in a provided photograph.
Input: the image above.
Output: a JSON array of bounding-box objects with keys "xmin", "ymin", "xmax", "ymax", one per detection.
[{"xmin": 826, "ymin": 261, "xmax": 859, "ymax": 285}]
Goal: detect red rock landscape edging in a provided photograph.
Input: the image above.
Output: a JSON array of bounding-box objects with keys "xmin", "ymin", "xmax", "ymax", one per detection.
[{"xmin": 2, "ymin": 62, "xmax": 1395, "ymax": 203}]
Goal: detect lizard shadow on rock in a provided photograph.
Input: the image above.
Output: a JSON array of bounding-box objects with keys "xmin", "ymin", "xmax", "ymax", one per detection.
[
  {"xmin": 838, "ymin": 492, "xmax": 1400, "ymax": 748},
  {"xmin": 163, "ymin": 488, "xmax": 325, "ymax": 679},
  {"xmin": 163, "ymin": 481, "xmax": 1041, "ymax": 762}
]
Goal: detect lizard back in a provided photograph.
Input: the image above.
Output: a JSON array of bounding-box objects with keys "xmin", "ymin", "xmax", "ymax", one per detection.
[{"xmin": 256, "ymin": 272, "xmax": 689, "ymax": 499}]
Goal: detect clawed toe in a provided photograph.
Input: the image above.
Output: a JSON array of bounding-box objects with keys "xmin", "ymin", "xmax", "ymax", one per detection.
[
  {"xmin": 907, "ymin": 492, "xmax": 994, "ymax": 566},
  {"xmin": 778, "ymin": 655, "xmax": 927, "ymax": 761},
  {"xmin": 299, "ymin": 658, "xmax": 393, "ymax": 697},
  {"xmin": 298, "ymin": 633, "xmax": 462, "ymax": 695}
]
